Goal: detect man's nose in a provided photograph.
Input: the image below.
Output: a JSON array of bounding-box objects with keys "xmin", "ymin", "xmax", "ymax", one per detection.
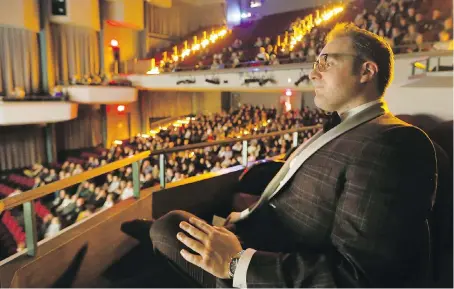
[{"xmin": 309, "ymin": 67, "xmax": 321, "ymax": 81}]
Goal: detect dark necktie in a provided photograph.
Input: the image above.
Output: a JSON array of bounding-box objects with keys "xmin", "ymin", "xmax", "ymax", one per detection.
[{"xmin": 323, "ymin": 111, "xmax": 341, "ymax": 133}]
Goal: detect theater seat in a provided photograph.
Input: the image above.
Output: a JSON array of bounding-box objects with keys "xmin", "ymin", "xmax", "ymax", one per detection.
[
  {"xmin": 231, "ymin": 148, "xmax": 300, "ymax": 212},
  {"xmin": 236, "ymin": 159, "xmax": 284, "ymax": 195},
  {"xmin": 232, "ymin": 193, "xmax": 260, "ymax": 212},
  {"xmin": 232, "ymin": 159, "xmax": 284, "ymax": 212},
  {"xmin": 395, "ymin": 116, "xmax": 453, "ymax": 287},
  {"xmin": 429, "ymin": 142, "xmax": 453, "ymax": 288},
  {"xmin": 428, "ymin": 121, "xmax": 453, "ymax": 168}
]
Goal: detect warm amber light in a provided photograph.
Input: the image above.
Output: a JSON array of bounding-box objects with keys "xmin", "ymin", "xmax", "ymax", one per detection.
[
  {"xmin": 146, "ymin": 67, "xmax": 160, "ymax": 75},
  {"xmin": 201, "ymin": 39, "xmax": 209, "ymax": 47},
  {"xmin": 110, "ymin": 39, "xmax": 119, "ymax": 47},
  {"xmin": 192, "ymin": 44, "xmax": 201, "ymax": 51}
]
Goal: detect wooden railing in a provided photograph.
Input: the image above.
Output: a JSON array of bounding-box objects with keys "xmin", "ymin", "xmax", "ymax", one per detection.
[{"xmin": 0, "ymin": 124, "xmax": 321, "ymax": 257}]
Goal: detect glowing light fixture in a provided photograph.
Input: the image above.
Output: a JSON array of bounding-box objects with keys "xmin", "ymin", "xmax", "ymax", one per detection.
[
  {"xmin": 146, "ymin": 67, "xmax": 160, "ymax": 75},
  {"xmin": 110, "ymin": 39, "xmax": 119, "ymax": 47}
]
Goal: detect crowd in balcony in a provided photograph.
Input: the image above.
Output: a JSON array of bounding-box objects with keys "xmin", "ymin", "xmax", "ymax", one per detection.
[
  {"xmin": 158, "ymin": 0, "xmax": 452, "ymax": 73},
  {"xmin": 353, "ymin": 0, "xmax": 452, "ymax": 53},
  {"xmin": 0, "ymin": 104, "xmax": 323, "ymax": 253}
]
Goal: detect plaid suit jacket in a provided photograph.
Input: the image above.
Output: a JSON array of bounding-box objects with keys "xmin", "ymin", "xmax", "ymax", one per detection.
[{"xmin": 240, "ymin": 112, "xmax": 437, "ymax": 288}]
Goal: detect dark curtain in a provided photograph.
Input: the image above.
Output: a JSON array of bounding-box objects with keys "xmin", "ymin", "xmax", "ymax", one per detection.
[
  {"xmin": 139, "ymin": 90, "xmax": 197, "ymax": 131},
  {"xmin": 146, "ymin": 1, "xmax": 225, "ymax": 37},
  {"xmin": 0, "ymin": 125, "xmax": 46, "ymax": 171},
  {"xmin": 0, "ymin": 26, "xmax": 41, "ymax": 96},
  {"xmin": 55, "ymin": 105, "xmax": 102, "ymax": 150},
  {"xmin": 50, "ymin": 23, "xmax": 100, "ymax": 85}
]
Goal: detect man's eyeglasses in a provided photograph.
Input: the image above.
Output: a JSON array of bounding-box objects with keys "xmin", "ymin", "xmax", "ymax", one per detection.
[{"xmin": 312, "ymin": 53, "xmax": 361, "ymax": 72}]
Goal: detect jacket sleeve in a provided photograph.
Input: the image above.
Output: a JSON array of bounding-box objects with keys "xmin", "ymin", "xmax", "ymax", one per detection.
[{"xmin": 244, "ymin": 126, "xmax": 437, "ymax": 288}]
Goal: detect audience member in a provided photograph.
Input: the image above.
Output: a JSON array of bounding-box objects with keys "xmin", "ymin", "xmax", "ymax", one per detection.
[
  {"xmin": 256, "ymin": 47, "xmax": 270, "ymax": 62},
  {"xmin": 44, "ymin": 217, "xmax": 61, "ymax": 239},
  {"xmin": 433, "ymin": 30, "xmax": 453, "ymax": 50},
  {"xmin": 169, "ymin": 0, "xmax": 451, "ymax": 72}
]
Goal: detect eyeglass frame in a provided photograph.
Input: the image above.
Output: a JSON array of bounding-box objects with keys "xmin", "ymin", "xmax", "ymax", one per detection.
[{"xmin": 312, "ymin": 53, "xmax": 364, "ymax": 72}]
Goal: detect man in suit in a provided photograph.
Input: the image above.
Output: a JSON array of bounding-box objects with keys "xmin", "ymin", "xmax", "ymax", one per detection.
[{"xmin": 149, "ymin": 23, "xmax": 437, "ymax": 288}]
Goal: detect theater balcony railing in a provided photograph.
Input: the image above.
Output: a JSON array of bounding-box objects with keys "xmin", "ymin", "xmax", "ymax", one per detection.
[
  {"xmin": 124, "ymin": 43, "xmax": 452, "ymax": 92},
  {"xmin": 0, "ymin": 124, "xmax": 321, "ymax": 258},
  {"xmin": 0, "ymin": 97, "xmax": 78, "ymax": 126},
  {"xmin": 404, "ymin": 54, "xmax": 453, "ymax": 88}
]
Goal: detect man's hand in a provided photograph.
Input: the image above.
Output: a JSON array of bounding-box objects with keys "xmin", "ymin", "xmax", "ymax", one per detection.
[{"xmin": 177, "ymin": 217, "xmax": 243, "ymax": 279}]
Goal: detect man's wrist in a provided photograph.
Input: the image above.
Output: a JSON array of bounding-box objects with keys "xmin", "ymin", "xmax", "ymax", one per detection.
[{"xmin": 228, "ymin": 249, "xmax": 245, "ymax": 279}]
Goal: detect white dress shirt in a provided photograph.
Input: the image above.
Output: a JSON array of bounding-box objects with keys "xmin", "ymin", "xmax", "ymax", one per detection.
[
  {"xmin": 233, "ymin": 99, "xmax": 383, "ymax": 288},
  {"xmin": 120, "ymin": 187, "xmax": 134, "ymax": 200}
]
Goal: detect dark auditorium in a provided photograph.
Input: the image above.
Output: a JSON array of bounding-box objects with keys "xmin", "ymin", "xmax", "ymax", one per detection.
[{"xmin": 0, "ymin": 0, "xmax": 452, "ymax": 287}]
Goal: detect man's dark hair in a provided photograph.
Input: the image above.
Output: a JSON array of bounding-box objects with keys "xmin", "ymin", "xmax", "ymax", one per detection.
[{"xmin": 326, "ymin": 23, "xmax": 394, "ymax": 96}]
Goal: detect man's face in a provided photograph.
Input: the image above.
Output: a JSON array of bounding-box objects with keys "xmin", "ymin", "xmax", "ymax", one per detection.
[
  {"xmin": 433, "ymin": 10, "xmax": 440, "ymax": 19},
  {"xmin": 445, "ymin": 18, "xmax": 453, "ymax": 29},
  {"xmin": 392, "ymin": 27, "xmax": 400, "ymax": 36},
  {"xmin": 309, "ymin": 36, "xmax": 361, "ymax": 112},
  {"xmin": 76, "ymin": 198, "xmax": 84, "ymax": 207}
]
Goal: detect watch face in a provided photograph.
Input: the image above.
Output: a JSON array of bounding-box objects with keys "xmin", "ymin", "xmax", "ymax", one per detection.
[{"xmin": 230, "ymin": 258, "xmax": 239, "ymax": 275}]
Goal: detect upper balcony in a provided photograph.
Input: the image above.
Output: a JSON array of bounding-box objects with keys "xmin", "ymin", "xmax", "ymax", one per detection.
[
  {"xmin": 128, "ymin": 61, "xmax": 314, "ymax": 92},
  {"xmin": 0, "ymin": 97, "xmax": 78, "ymax": 126},
  {"xmin": 126, "ymin": 50, "xmax": 453, "ymax": 93},
  {"xmin": 65, "ymin": 85, "xmax": 137, "ymax": 104}
]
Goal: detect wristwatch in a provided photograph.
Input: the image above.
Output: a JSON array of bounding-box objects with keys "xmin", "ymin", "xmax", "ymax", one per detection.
[{"xmin": 228, "ymin": 250, "xmax": 245, "ymax": 279}]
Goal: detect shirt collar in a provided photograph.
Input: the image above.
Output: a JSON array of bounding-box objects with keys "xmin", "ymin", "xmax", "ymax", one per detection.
[{"xmin": 340, "ymin": 99, "xmax": 383, "ymax": 121}]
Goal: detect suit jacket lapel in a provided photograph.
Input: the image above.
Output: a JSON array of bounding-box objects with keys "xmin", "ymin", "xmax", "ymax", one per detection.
[
  {"xmin": 287, "ymin": 129, "xmax": 324, "ymax": 162},
  {"xmin": 266, "ymin": 101, "xmax": 389, "ymax": 201},
  {"xmin": 248, "ymin": 129, "xmax": 324, "ymax": 213}
]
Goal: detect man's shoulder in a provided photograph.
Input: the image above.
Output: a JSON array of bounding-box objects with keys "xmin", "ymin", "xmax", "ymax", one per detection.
[{"xmin": 342, "ymin": 113, "xmax": 432, "ymax": 146}]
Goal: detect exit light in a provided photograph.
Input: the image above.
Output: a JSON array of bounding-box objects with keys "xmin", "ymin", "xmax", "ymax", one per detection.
[{"xmin": 110, "ymin": 39, "xmax": 119, "ymax": 47}]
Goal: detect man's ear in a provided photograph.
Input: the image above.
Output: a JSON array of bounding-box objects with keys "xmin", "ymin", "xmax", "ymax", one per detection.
[{"xmin": 360, "ymin": 61, "xmax": 378, "ymax": 84}]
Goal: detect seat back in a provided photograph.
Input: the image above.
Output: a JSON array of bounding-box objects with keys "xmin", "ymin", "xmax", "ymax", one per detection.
[
  {"xmin": 396, "ymin": 116, "xmax": 453, "ymax": 287},
  {"xmin": 428, "ymin": 121, "xmax": 453, "ymax": 169},
  {"xmin": 236, "ymin": 160, "xmax": 284, "ymax": 196},
  {"xmin": 429, "ymin": 142, "xmax": 453, "ymax": 288}
]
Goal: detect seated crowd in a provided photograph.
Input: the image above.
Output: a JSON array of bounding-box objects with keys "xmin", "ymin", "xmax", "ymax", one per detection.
[
  {"xmin": 353, "ymin": 0, "xmax": 452, "ymax": 53},
  {"xmin": 161, "ymin": 0, "xmax": 452, "ymax": 72},
  {"xmin": 1, "ymin": 104, "xmax": 322, "ymax": 248}
]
